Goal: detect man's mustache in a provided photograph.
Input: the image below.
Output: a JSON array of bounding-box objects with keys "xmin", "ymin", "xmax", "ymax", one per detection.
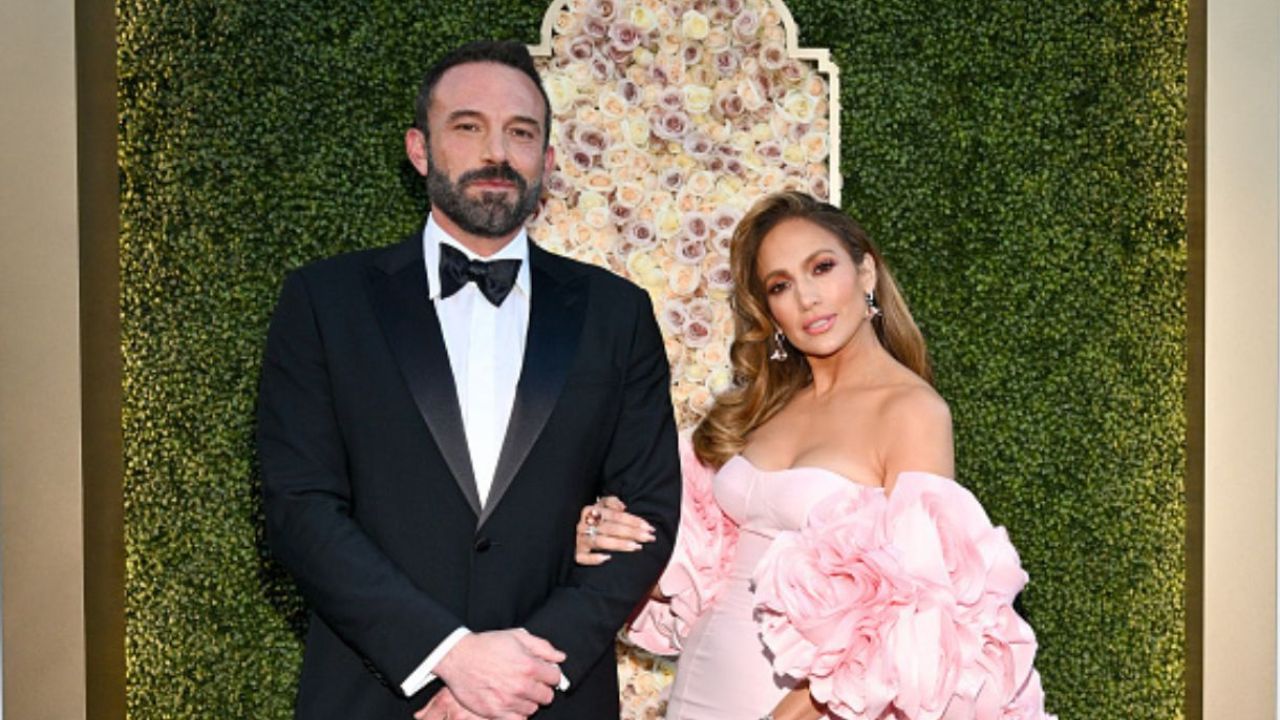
[{"xmin": 458, "ymin": 164, "xmax": 526, "ymax": 192}]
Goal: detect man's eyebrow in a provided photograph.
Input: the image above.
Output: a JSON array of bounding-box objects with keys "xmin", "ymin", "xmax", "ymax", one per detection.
[{"xmin": 443, "ymin": 110, "xmax": 542, "ymax": 130}]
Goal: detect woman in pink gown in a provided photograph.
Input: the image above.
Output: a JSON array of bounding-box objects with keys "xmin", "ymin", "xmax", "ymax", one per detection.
[{"xmin": 578, "ymin": 191, "xmax": 1052, "ymax": 720}]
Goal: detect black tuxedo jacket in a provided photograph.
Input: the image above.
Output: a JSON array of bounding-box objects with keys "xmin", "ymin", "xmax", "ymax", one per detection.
[{"xmin": 257, "ymin": 232, "xmax": 680, "ymax": 718}]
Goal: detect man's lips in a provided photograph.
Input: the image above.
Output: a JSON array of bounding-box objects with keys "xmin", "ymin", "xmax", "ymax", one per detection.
[
  {"xmin": 802, "ymin": 314, "xmax": 836, "ymax": 334},
  {"xmin": 467, "ymin": 180, "xmax": 515, "ymax": 191}
]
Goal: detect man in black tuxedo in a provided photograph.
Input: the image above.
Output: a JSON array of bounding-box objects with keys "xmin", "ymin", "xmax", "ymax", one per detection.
[{"xmin": 257, "ymin": 40, "xmax": 680, "ymax": 719}]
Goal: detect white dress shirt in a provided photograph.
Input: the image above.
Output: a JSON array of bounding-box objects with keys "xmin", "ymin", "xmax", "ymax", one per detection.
[{"xmin": 400, "ymin": 215, "xmax": 532, "ymax": 697}]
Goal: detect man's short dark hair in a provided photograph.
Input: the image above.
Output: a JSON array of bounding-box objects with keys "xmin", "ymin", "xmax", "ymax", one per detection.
[{"xmin": 414, "ymin": 40, "xmax": 553, "ymax": 147}]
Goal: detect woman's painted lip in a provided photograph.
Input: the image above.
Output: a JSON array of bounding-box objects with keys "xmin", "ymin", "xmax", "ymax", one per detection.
[{"xmin": 803, "ymin": 314, "xmax": 836, "ymax": 334}]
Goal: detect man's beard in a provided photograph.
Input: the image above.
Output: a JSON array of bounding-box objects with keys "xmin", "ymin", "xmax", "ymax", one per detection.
[{"xmin": 426, "ymin": 152, "xmax": 543, "ymax": 238}]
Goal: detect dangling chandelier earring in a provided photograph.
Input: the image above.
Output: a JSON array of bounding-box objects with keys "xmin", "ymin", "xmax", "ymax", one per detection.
[
  {"xmin": 770, "ymin": 328, "xmax": 789, "ymax": 361},
  {"xmin": 865, "ymin": 290, "xmax": 882, "ymax": 319}
]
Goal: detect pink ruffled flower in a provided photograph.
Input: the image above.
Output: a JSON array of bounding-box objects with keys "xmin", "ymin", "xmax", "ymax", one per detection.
[
  {"xmin": 628, "ymin": 436, "xmax": 739, "ymax": 655},
  {"xmin": 753, "ymin": 474, "xmax": 1054, "ymax": 720}
]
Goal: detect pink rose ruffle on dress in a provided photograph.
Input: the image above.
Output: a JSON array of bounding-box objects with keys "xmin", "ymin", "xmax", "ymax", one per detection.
[
  {"xmin": 627, "ymin": 435, "xmax": 739, "ymax": 655},
  {"xmin": 752, "ymin": 472, "xmax": 1055, "ymax": 720}
]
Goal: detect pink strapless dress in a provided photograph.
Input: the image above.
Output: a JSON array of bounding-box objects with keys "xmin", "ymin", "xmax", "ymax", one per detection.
[
  {"xmin": 660, "ymin": 454, "xmax": 880, "ymax": 719},
  {"xmin": 628, "ymin": 439, "xmax": 1055, "ymax": 720}
]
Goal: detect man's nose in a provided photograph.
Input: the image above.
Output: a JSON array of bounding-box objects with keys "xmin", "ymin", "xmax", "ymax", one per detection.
[{"xmin": 480, "ymin": 130, "xmax": 508, "ymax": 164}]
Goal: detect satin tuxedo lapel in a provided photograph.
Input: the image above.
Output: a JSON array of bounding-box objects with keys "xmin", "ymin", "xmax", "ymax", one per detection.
[
  {"xmin": 367, "ymin": 236, "xmax": 482, "ymax": 517},
  {"xmin": 480, "ymin": 244, "xmax": 587, "ymax": 527}
]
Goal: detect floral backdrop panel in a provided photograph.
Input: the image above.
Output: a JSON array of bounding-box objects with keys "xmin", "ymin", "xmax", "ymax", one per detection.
[{"xmin": 527, "ymin": 0, "xmax": 840, "ymax": 714}]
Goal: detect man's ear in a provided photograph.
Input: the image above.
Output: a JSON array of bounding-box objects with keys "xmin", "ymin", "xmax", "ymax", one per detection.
[
  {"xmin": 542, "ymin": 144, "xmax": 556, "ymax": 177},
  {"xmin": 405, "ymin": 127, "xmax": 429, "ymax": 176}
]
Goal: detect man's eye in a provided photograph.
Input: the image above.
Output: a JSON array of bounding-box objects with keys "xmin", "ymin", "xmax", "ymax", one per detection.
[{"xmin": 511, "ymin": 127, "xmax": 537, "ymax": 139}]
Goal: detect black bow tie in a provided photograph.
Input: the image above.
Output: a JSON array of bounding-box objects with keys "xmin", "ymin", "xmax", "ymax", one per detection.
[{"xmin": 438, "ymin": 243, "xmax": 522, "ymax": 306}]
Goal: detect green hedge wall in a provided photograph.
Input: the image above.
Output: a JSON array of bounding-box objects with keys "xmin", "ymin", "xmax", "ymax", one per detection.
[{"xmin": 118, "ymin": 1, "xmax": 1186, "ymax": 718}]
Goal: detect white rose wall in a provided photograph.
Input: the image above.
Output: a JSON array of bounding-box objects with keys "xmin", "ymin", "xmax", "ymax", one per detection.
[{"xmin": 118, "ymin": 0, "xmax": 1187, "ymax": 718}]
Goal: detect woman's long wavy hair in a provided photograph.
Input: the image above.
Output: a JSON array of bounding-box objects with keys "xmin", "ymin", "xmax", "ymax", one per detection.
[{"xmin": 692, "ymin": 191, "xmax": 931, "ymax": 468}]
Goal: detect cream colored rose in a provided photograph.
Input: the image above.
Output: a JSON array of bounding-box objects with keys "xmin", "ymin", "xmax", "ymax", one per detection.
[
  {"xmin": 737, "ymin": 76, "xmax": 768, "ymax": 111},
  {"xmin": 664, "ymin": 335, "xmax": 685, "ymax": 365},
  {"xmin": 686, "ymin": 170, "xmax": 716, "ymax": 197},
  {"xmin": 584, "ymin": 170, "xmax": 615, "ymax": 193},
  {"xmin": 620, "ymin": 118, "xmax": 651, "ymax": 148},
  {"xmin": 707, "ymin": 366, "xmax": 734, "ymax": 395},
  {"xmin": 781, "ymin": 142, "xmax": 807, "ymax": 167},
  {"xmin": 680, "ymin": 10, "xmax": 710, "ymax": 40},
  {"xmin": 683, "ymin": 360, "xmax": 709, "ymax": 381},
  {"xmin": 629, "ymin": 4, "xmax": 658, "ymax": 31},
  {"xmin": 758, "ymin": 166, "xmax": 786, "ymax": 193},
  {"xmin": 655, "ymin": 205, "xmax": 682, "ymax": 237},
  {"xmin": 577, "ymin": 189, "xmax": 608, "ymax": 212},
  {"xmin": 687, "ymin": 384, "xmax": 714, "ymax": 414},
  {"xmin": 544, "ymin": 75, "xmax": 578, "ymax": 116},
  {"xmin": 667, "ymin": 262, "xmax": 701, "ymax": 295},
  {"xmin": 780, "ymin": 89, "xmax": 817, "ymax": 123},
  {"xmin": 599, "ymin": 90, "xmax": 628, "ymax": 118},
  {"xmin": 682, "ymin": 84, "xmax": 714, "ymax": 115},
  {"xmin": 615, "ymin": 181, "xmax": 647, "ymax": 209},
  {"xmin": 553, "ymin": 10, "xmax": 580, "ymax": 35},
  {"xmin": 575, "ymin": 106, "xmax": 604, "ymax": 127},
  {"xmin": 631, "ymin": 46, "xmax": 654, "ymax": 66},
  {"xmin": 585, "ymin": 206, "xmax": 611, "ymax": 230},
  {"xmin": 705, "ymin": 27, "xmax": 730, "ymax": 52},
  {"xmin": 801, "ymin": 131, "xmax": 829, "ymax": 162},
  {"xmin": 701, "ymin": 340, "xmax": 729, "ymax": 367}
]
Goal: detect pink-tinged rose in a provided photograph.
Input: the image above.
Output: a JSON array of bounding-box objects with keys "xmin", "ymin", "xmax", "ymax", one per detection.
[
  {"xmin": 568, "ymin": 35, "xmax": 595, "ymax": 62},
  {"xmin": 725, "ymin": 157, "xmax": 747, "ymax": 177},
  {"xmin": 609, "ymin": 202, "xmax": 633, "ymax": 225},
  {"xmin": 712, "ymin": 206, "xmax": 742, "ymax": 235},
  {"xmin": 574, "ymin": 123, "xmax": 610, "ymax": 155},
  {"xmin": 716, "ymin": 90, "xmax": 745, "ymax": 117},
  {"xmin": 658, "ymin": 86, "xmax": 684, "ymax": 110},
  {"xmin": 683, "ymin": 132, "xmax": 713, "ymax": 158},
  {"xmin": 588, "ymin": 0, "xmax": 616, "ymax": 20},
  {"xmin": 682, "ymin": 318, "xmax": 713, "ymax": 347},
  {"xmin": 652, "ymin": 109, "xmax": 691, "ymax": 141},
  {"xmin": 706, "ymin": 258, "xmax": 737, "ymax": 293},
  {"xmin": 681, "ymin": 42, "xmax": 703, "ymax": 66},
  {"xmin": 618, "ymin": 78, "xmax": 641, "ymax": 104},
  {"xmin": 718, "ymin": 0, "xmax": 743, "ymax": 15},
  {"xmin": 681, "ymin": 299, "xmax": 710, "ymax": 325},
  {"xmin": 675, "ymin": 235, "xmax": 708, "ymax": 265},
  {"xmin": 659, "ymin": 166, "xmax": 686, "ymax": 193},
  {"xmin": 544, "ymin": 171, "xmax": 573, "ymax": 198},
  {"xmin": 713, "ymin": 49, "xmax": 740, "ymax": 76},
  {"xmin": 760, "ymin": 41, "xmax": 787, "ymax": 70},
  {"xmin": 781, "ymin": 59, "xmax": 806, "ymax": 83},
  {"xmin": 809, "ymin": 174, "xmax": 831, "ymax": 201},
  {"xmin": 733, "ymin": 10, "xmax": 760, "ymax": 39},
  {"xmin": 624, "ymin": 218, "xmax": 658, "ymax": 250},
  {"xmin": 567, "ymin": 149, "xmax": 594, "ymax": 173},
  {"xmin": 660, "ymin": 298, "xmax": 689, "ymax": 333},
  {"xmin": 713, "ymin": 232, "xmax": 732, "ymax": 256},
  {"xmin": 608, "ymin": 21, "xmax": 643, "ymax": 52},
  {"xmin": 681, "ymin": 211, "xmax": 712, "ymax": 240},
  {"xmin": 583, "ymin": 14, "xmax": 608, "ymax": 39},
  {"xmin": 589, "ymin": 53, "xmax": 614, "ymax": 82}
]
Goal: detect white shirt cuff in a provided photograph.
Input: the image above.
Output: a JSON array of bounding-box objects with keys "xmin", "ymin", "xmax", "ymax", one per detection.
[{"xmin": 400, "ymin": 627, "xmax": 471, "ymax": 697}]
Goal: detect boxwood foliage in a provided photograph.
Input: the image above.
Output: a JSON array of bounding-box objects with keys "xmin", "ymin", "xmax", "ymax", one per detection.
[{"xmin": 118, "ymin": 0, "xmax": 1186, "ymax": 718}]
